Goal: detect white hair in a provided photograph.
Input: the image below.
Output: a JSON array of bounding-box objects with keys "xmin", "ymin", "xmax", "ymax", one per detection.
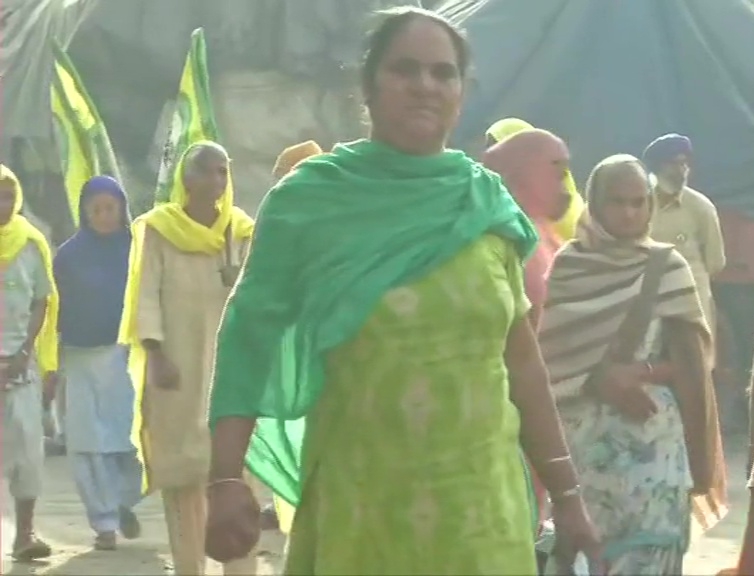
[{"xmin": 181, "ymin": 141, "xmax": 229, "ymax": 181}]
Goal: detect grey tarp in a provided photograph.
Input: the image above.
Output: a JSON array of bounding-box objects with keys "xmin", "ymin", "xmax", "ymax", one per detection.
[
  {"xmin": 439, "ymin": 0, "xmax": 754, "ymax": 213},
  {"xmin": 1, "ymin": 0, "xmax": 97, "ymax": 154},
  {"xmin": 64, "ymin": 0, "xmax": 418, "ymax": 165},
  {"xmin": 3, "ymin": 0, "xmax": 418, "ymax": 164}
]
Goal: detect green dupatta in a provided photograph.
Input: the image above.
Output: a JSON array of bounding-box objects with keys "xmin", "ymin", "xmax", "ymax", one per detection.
[{"xmin": 208, "ymin": 139, "xmax": 538, "ymax": 505}]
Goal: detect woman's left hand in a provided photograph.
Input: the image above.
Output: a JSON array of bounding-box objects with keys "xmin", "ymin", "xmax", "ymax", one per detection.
[{"xmin": 551, "ymin": 495, "xmax": 604, "ymax": 573}]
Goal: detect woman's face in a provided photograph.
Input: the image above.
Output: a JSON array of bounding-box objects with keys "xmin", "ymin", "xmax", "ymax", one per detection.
[
  {"xmin": 597, "ymin": 165, "xmax": 652, "ymax": 240},
  {"xmin": 186, "ymin": 152, "xmax": 229, "ymax": 203},
  {"xmin": 368, "ymin": 17, "xmax": 464, "ymax": 155},
  {"xmin": 84, "ymin": 192, "xmax": 122, "ymax": 235}
]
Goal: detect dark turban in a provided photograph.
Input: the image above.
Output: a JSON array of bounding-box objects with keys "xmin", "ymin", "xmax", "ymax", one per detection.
[{"xmin": 642, "ymin": 133, "xmax": 692, "ymax": 174}]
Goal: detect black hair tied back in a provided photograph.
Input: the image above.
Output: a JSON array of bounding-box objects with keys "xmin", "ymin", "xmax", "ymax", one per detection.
[{"xmin": 360, "ymin": 6, "xmax": 471, "ymax": 98}]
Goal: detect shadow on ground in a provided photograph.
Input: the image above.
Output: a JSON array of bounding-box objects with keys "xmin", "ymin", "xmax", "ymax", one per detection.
[{"xmin": 4, "ymin": 547, "xmax": 166, "ymax": 576}]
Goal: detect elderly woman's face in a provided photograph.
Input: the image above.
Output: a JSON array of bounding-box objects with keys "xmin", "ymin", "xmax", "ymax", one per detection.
[
  {"xmin": 597, "ymin": 165, "xmax": 652, "ymax": 240},
  {"xmin": 185, "ymin": 152, "xmax": 229, "ymax": 203},
  {"xmin": 369, "ymin": 18, "xmax": 463, "ymax": 154}
]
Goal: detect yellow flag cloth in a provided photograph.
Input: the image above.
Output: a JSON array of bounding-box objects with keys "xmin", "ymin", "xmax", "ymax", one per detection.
[
  {"xmin": 486, "ymin": 117, "xmax": 584, "ymax": 241},
  {"xmin": 118, "ymin": 142, "xmax": 254, "ymax": 493},
  {"xmin": 51, "ymin": 41, "xmax": 122, "ymax": 227},
  {"xmin": 0, "ymin": 165, "xmax": 59, "ymax": 374}
]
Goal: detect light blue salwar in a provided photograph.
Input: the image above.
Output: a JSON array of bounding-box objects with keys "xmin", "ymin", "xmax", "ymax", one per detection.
[
  {"xmin": 71, "ymin": 452, "xmax": 142, "ymax": 533},
  {"xmin": 63, "ymin": 344, "xmax": 142, "ymax": 534}
]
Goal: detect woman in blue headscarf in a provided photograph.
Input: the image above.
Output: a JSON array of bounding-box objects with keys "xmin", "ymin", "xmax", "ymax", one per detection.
[{"xmin": 53, "ymin": 176, "xmax": 142, "ymax": 551}]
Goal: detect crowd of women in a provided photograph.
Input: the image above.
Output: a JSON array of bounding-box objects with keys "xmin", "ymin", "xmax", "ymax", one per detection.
[{"xmin": 1, "ymin": 4, "xmax": 753, "ymax": 575}]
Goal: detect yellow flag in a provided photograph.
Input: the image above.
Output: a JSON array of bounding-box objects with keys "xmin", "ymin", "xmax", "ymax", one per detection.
[
  {"xmin": 155, "ymin": 28, "xmax": 219, "ymax": 204},
  {"xmin": 50, "ymin": 41, "xmax": 122, "ymax": 226}
]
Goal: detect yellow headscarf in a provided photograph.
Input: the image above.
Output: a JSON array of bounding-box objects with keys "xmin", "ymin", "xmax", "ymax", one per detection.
[
  {"xmin": 0, "ymin": 165, "xmax": 59, "ymax": 374},
  {"xmin": 486, "ymin": 118, "xmax": 584, "ymax": 241},
  {"xmin": 118, "ymin": 142, "xmax": 254, "ymax": 493}
]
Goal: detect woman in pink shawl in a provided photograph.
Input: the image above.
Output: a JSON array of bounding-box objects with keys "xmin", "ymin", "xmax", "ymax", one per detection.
[
  {"xmin": 484, "ymin": 128, "xmax": 571, "ymax": 327},
  {"xmin": 483, "ymin": 129, "xmax": 572, "ymax": 550}
]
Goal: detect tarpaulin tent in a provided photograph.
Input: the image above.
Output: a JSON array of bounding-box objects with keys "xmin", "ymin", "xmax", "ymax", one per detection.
[
  {"xmin": 438, "ymin": 0, "xmax": 754, "ymax": 213},
  {"xmin": 1, "ymin": 0, "xmax": 97, "ymax": 152}
]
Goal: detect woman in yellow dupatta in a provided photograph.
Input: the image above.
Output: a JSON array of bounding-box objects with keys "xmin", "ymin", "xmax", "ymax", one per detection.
[
  {"xmin": 118, "ymin": 141, "xmax": 256, "ymax": 576},
  {"xmin": 486, "ymin": 118, "xmax": 584, "ymax": 241},
  {"xmin": 0, "ymin": 165, "xmax": 59, "ymax": 376},
  {"xmin": 0, "ymin": 164, "xmax": 58, "ymax": 561}
]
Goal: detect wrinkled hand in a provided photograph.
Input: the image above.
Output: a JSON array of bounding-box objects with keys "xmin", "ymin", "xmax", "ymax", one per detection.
[
  {"xmin": 147, "ymin": 350, "xmax": 179, "ymax": 390},
  {"xmin": 551, "ymin": 496, "xmax": 604, "ymax": 574},
  {"xmin": 42, "ymin": 371, "xmax": 59, "ymax": 409},
  {"xmin": 595, "ymin": 363, "xmax": 657, "ymax": 422},
  {"xmin": 206, "ymin": 480, "xmax": 261, "ymax": 564}
]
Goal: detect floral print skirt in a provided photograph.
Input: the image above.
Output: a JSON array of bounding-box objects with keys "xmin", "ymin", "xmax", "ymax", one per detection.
[{"xmin": 558, "ymin": 386, "xmax": 693, "ymax": 576}]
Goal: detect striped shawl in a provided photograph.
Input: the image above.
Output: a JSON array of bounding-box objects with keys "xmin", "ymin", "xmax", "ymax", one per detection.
[
  {"xmin": 540, "ymin": 239, "xmax": 727, "ymax": 531},
  {"xmin": 539, "ymin": 240, "xmax": 706, "ymax": 399}
]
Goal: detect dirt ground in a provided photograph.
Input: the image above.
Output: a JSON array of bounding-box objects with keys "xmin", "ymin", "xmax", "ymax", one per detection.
[{"xmin": 1, "ymin": 433, "xmax": 749, "ymax": 575}]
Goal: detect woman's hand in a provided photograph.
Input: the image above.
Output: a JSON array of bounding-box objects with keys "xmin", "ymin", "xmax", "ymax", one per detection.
[
  {"xmin": 551, "ymin": 495, "xmax": 604, "ymax": 573},
  {"xmin": 594, "ymin": 362, "xmax": 657, "ymax": 422},
  {"xmin": 205, "ymin": 480, "xmax": 262, "ymax": 563},
  {"xmin": 6, "ymin": 348, "xmax": 30, "ymax": 380},
  {"xmin": 147, "ymin": 350, "xmax": 179, "ymax": 390}
]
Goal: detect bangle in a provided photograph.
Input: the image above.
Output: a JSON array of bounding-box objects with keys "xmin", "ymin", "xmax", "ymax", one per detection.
[
  {"xmin": 644, "ymin": 361, "xmax": 654, "ymax": 379},
  {"xmin": 207, "ymin": 477, "xmax": 246, "ymax": 490},
  {"xmin": 550, "ymin": 484, "xmax": 581, "ymax": 504},
  {"xmin": 545, "ymin": 455, "xmax": 571, "ymax": 465}
]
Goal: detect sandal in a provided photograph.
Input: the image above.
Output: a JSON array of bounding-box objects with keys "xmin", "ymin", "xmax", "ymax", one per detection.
[
  {"xmin": 12, "ymin": 534, "xmax": 52, "ymax": 562},
  {"xmin": 119, "ymin": 506, "xmax": 141, "ymax": 540},
  {"xmin": 94, "ymin": 531, "xmax": 117, "ymax": 551}
]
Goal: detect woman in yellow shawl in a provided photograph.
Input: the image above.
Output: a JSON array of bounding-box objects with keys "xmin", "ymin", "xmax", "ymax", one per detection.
[
  {"xmin": 117, "ymin": 142, "xmax": 256, "ymax": 576},
  {"xmin": 0, "ymin": 165, "xmax": 59, "ymax": 561},
  {"xmin": 486, "ymin": 118, "xmax": 584, "ymax": 241}
]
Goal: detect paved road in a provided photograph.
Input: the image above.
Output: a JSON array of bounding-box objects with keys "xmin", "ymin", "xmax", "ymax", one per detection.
[{"xmin": 0, "ymin": 435, "xmax": 748, "ymax": 575}]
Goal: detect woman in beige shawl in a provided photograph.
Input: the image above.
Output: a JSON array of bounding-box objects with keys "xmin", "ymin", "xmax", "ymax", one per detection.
[{"xmin": 539, "ymin": 154, "xmax": 726, "ymax": 575}]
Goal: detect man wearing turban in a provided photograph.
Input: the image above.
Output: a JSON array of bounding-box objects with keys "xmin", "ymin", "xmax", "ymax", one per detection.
[{"xmin": 643, "ymin": 133, "xmax": 725, "ymax": 331}]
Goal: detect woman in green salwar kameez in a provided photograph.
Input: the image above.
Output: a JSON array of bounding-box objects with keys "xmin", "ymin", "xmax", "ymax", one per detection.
[{"xmin": 205, "ymin": 7, "xmax": 600, "ymax": 575}]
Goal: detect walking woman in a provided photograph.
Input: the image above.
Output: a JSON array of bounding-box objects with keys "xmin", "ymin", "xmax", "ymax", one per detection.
[
  {"xmin": 483, "ymin": 129, "xmax": 571, "ymax": 327},
  {"xmin": 539, "ymin": 154, "xmax": 727, "ymax": 574},
  {"xmin": 118, "ymin": 141, "xmax": 256, "ymax": 575},
  {"xmin": 53, "ymin": 176, "xmax": 141, "ymax": 550},
  {"xmin": 0, "ymin": 165, "xmax": 59, "ymax": 561},
  {"xmin": 205, "ymin": 8, "xmax": 599, "ymax": 575}
]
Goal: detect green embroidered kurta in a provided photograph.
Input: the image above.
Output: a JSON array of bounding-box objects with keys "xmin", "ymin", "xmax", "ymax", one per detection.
[
  {"xmin": 285, "ymin": 236, "xmax": 536, "ymax": 574},
  {"xmin": 209, "ymin": 139, "xmax": 540, "ymax": 575}
]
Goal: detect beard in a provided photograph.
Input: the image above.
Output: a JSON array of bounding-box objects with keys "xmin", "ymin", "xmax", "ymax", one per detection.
[{"xmin": 658, "ymin": 174, "xmax": 686, "ymax": 195}]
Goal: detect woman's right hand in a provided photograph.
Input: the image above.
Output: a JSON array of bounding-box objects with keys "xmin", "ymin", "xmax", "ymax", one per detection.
[
  {"xmin": 147, "ymin": 350, "xmax": 180, "ymax": 390},
  {"xmin": 206, "ymin": 480, "xmax": 262, "ymax": 563},
  {"xmin": 595, "ymin": 363, "xmax": 658, "ymax": 422}
]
